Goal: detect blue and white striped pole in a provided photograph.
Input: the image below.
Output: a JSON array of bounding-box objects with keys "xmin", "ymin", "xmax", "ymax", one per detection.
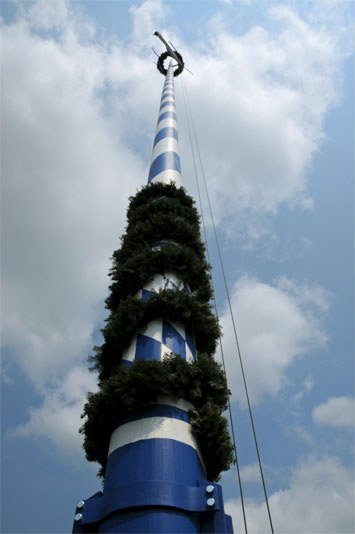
[
  {"xmin": 148, "ymin": 62, "xmax": 182, "ymax": 186},
  {"xmin": 99, "ymin": 61, "xmax": 207, "ymax": 533},
  {"xmin": 73, "ymin": 60, "xmax": 233, "ymax": 534}
]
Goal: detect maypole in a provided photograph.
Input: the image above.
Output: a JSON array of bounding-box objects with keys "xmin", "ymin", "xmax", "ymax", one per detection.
[{"xmin": 73, "ymin": 36, "xmax": 234, "ymax": 533}]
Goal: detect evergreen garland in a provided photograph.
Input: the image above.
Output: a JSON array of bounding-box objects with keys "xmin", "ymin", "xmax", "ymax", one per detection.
[
  {"xmin": 82, "ymin": 182, "xmax": 234, "ymax": 482},
  {"xmin": 107, "ymin": 244, "xmax": 212, "ymax": 306},
  {"xmin": 118, "ymin": 211, "xmax": 205, "ymax": 260},
  {"xmin": 127, "ymin": 182, "xmax": 196, "ymax": 214},
  {"xmin": 81, "ymin": 356, "xmax": 234, "ymax": 481},
  {"xmin": 116, "ymin": 184, "xmax": 205, "ymax": 264},
  {"xmin": 93, "ymin": 289, "xmax": 220, "ymax": 379}
]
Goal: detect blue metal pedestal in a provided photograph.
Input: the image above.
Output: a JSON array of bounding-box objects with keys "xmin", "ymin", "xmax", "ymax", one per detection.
[{"xmin": 73, "ymin": 407, "xmax": 233, "ymax": 533}]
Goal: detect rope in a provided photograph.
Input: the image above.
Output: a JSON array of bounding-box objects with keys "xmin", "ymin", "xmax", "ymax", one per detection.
[
  {"xmin": 180, "ymin": 76, "xmax": 248, "ymax": 534},
  {"xmin": 181, "ymin": 76, "xmax": 275, "ymax": 534}
]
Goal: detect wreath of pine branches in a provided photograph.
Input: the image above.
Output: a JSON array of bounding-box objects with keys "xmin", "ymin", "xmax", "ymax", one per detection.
[
  {"xmin": 81, "ymin": 356, "xmax": 234, "ymax": 481},
  {"xmin": 82, "ymin": 182, "xmax": 234, "ymax": 481}
]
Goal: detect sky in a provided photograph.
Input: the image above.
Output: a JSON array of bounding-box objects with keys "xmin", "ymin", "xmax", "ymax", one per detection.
[{"xmin": 1, "ymin": 0, "xmax": 354, "ymax": 532}]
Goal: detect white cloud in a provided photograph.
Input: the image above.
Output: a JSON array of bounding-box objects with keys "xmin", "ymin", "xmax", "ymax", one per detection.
[
  {"xmin": 313, "ymin": 396, "xmax": 355, "ymax": 428},
  {"xmin": 23, "ymin": 0, "xmax": 71, "ymax": 31},
  {"xmin": 1, "ymin": 0, "xmax": 345, "ymax": 385},
  {"xmin": 1, "ymin": 0, "xmax": 172, "ymax": 452},
  {"xmin": 226, "ymin": 456, "xmax": 355, "ymax": 533},
  {"xmin": 1, "ymin": 2, "xmax": 154, "ymax": 387},
  {"xmin": 290, "ymin": 424, "xmax": 315, "ymax": 447},
  {"xmin": 179, "ymin": 3, "xmax": 352, "ymax": 223},
  {"xmin": 292, "ymin": 375, "xmax": 314, "ymax": 402},
  {"xmin": 219, "ymin": 277, "xmax": 329, "ymax": 404},
  {"xmin": 12, "ymin": 367, "xmax": 98, "ymax": 456},
  {"xmin": 129, "ymin": 0, "xmax": 165, "ymax": 43},
  {"xmin": 239, "ymin": 462, "xmax": 260, "ymax": 483}
]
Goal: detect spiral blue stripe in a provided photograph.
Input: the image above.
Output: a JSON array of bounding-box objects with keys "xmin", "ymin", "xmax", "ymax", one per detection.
[
  {"xmin": 148, "ymin": 63, "xmax": 181, "ymax": 188},
  {"xmin": 162, "ymin": 90, "xmax": 174, "ymax": 98},
  {"xmin": 154, "ymin": 127, "xmax": 178, "ymax": 145},
  {"xmin": 148, "ymin": 151, "xmax": 181, "ymax": 182},
  {"xmin": 160, "ymin": 100, "xmax": 175, "ymax": 110},
  {"xmin": 158, "ymin": 111, "xmax": 177, "ymax": 122}
]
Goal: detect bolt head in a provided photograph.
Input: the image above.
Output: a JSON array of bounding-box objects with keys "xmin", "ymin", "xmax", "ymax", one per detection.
[
  {"xmin": 76, "ymin": 500, "xmax": 85, "ymax": 509},
  {"xmin": 206, "ymin": 484, "xmax": 215, "ymax": 494},
  {"xmin": 74, "ymin": 513, "xmax": 83, "ymax": 522},
  {"xmin": 207, "ymin": 497, "xmax": 216, "ymax": 507}
]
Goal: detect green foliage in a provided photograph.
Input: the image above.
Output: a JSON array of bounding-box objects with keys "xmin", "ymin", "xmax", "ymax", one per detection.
[
  {"xmin": 94, "ymin": 289, "xmax": 220, "ymax": 380},
  {"xmin": 117, "ymin": 210, "xmax": 205, "ymax": 263},
  {"xmin": 127, "ymin": 182, "xmax": 196, "ymax": 216},
  {"xmin": 107, "ymin": 244, "xmax": 212, "ymax": 306},
  {"xmin": 82, "ymin": 182, "xmax": 234, "ymax": 481},
  {"xmin": 81, "ymin": 356, "xmax": 234, "ymax": 481},
  {"xmin": 127, "ymin": 194, "xmax": 200, "ymax": 228},
  {"xmin": 115, "ymin": 184, "xmax": 205, "ymax": 265}
]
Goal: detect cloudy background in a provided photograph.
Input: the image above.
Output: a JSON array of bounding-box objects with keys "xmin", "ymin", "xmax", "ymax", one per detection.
[{"xmin": 1, "ymin": 0, "xmax": 354, "ymax": 532}]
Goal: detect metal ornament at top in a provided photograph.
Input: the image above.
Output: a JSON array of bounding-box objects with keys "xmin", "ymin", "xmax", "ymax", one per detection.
[{"xmin": 154, "ymin": 31, "xmax": 185, "ymax": 76}]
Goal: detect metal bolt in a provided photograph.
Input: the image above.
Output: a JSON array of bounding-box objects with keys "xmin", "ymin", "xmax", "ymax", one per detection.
[
  {"xmin": 74, "ymin": 513, "xmax": 83, "ymax": 522},
  {"xmin": 207, "ymin": 498, "xmax": 215, "ymax": 507},
  {"xmin": 206, "ymin": 485, "xmax": 215, "ymax": 494},
  {"xmin": 76, "ymin": 500, "xmax": 85, "ymax": 509}
]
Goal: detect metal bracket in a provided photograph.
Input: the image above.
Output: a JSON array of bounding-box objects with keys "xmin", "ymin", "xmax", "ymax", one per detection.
[{"xmin": 73, "ymin": 481, "xmax": 221, "ymax": 528}]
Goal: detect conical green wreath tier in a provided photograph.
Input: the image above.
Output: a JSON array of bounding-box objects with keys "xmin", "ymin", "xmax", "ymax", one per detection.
[{"xmin": 81, "ymin": 182, "xmax": 234, "ymax": 481}]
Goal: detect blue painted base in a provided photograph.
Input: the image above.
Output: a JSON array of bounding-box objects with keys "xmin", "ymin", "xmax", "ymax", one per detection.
[
  {"xmin": 98, "ymin": 438, "xmax": 206, "ymax": 532},
  {"xmin": 99, "ymin": 508, "xmax": 199, "ymax": 533},
  {"xmin": 105, "ymin": 438, "xmax": 205, "ymax": 490},
  {"xmin": 73, "ymin": 411, "xmax": 233, "ymax": 533}
]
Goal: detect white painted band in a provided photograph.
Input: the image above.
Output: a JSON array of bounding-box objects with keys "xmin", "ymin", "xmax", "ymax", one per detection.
[
  {"xmin": 156, "ymin": 118, "xmax": 178, "ymax": 134},
  {"xmin": 152, "ymin": 137, "xmax": 180, "ymax": 161},
  {"xmin": 156, "ymin": 396, "xmax": 194, "ymax": 412},
  {"xmin": 108, "ymin": 416, "xmax": 204, "ymax": 469},
  {"xmin": 151, "ymin": 170, "xmax": 181, "ymax": 187},
  {"xmin": 160, "ymin": 97, "xmax": 175, "ymax": 107},
  {"xmin": 159, "ymin": 104, "xmax": 176, "ymax": 115}
]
